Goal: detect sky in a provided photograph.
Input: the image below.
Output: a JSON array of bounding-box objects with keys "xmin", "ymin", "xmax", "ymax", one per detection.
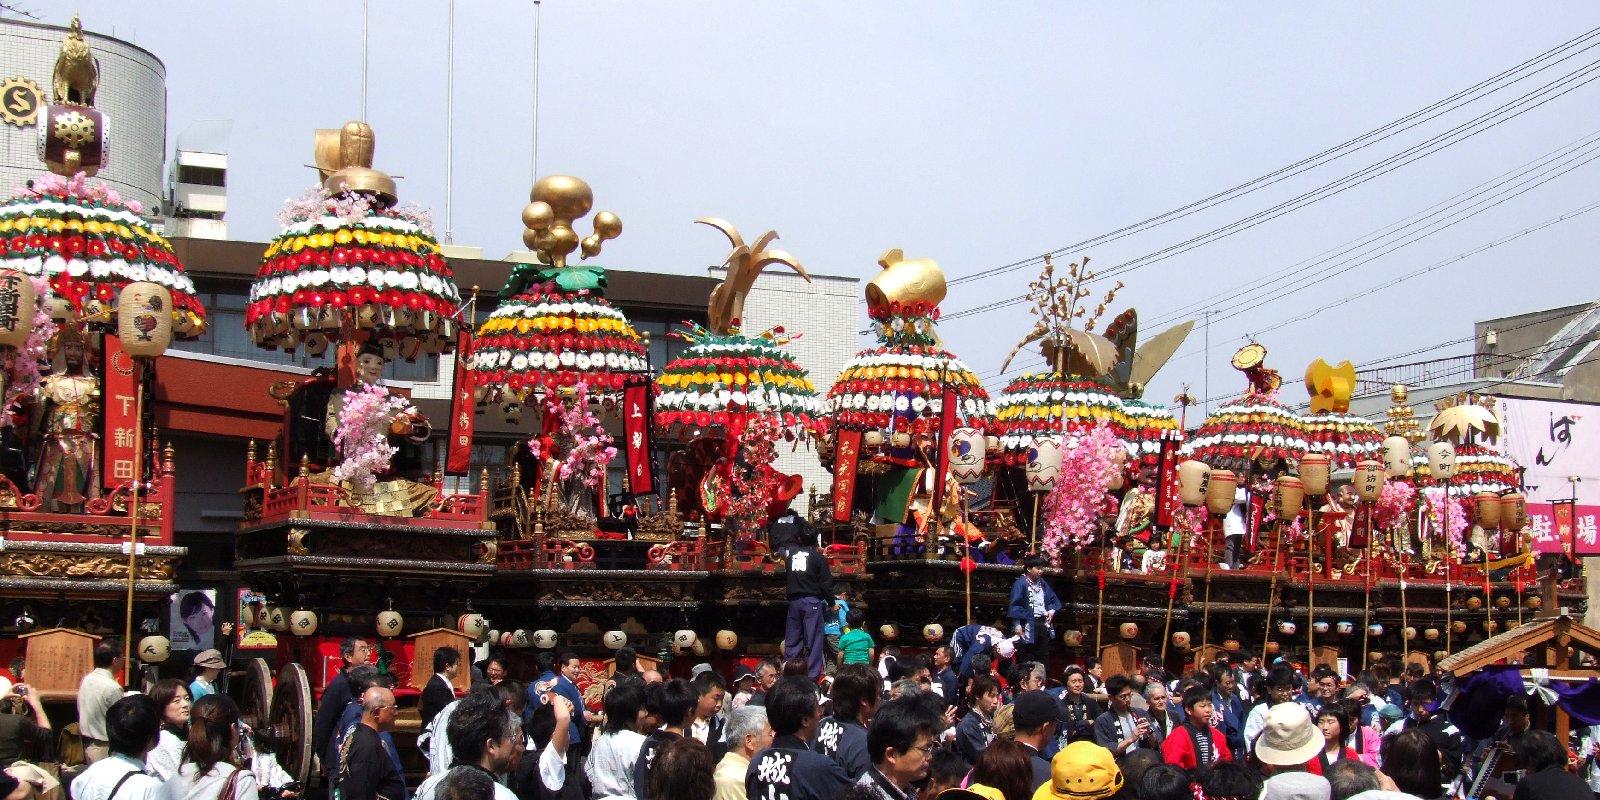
[{"xmin": 42, "ymin": 2, "xmax": 1600, "ymax": 415}]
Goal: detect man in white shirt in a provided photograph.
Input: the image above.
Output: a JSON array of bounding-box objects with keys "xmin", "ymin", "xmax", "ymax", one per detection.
[
  {"xmin": 414, "ymin": 691, "xmax": 521, "ymax": 800},
  {"xmin": 70, "ymin": 695, "xmax": 162, "ymax": 800},
  {"xmin": 76, "ymin": 643, "xmax": 125, "ymax": 764}
]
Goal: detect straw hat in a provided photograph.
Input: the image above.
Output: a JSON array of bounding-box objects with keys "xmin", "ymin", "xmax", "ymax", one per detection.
[{"xmin": 1255, "ymin": 703, "xmax": 1324, "ymax": 765}]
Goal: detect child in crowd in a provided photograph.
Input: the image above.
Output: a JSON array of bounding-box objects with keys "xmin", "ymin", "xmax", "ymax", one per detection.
[
  {"xmin": 838, "ymin": 607, "xmax": 875, "ymax": 666},
  {"xmin": 824, "ymin": 587, "xmax": 849, "ymax": 674}
]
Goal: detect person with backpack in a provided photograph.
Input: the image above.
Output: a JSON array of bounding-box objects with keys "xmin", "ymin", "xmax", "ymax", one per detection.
[{"xmin": 71, "ymin": 695, "xmax": 163, "ymax": 800}]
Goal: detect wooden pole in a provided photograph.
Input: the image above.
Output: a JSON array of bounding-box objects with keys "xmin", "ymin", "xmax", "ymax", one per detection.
[
  {"xmin": 1307, "ymin": 505, "xmax": 1316, "ymax": 664},
  {"xmin": 1161, "ymin": 511, "xmax": 1191, "ymax": 667},
  {"xmin": 1362, "ymin": 507, "xmax": 1373, "ymax": 671},
  {"xmin": 1197, "ymin": 516, "xmax": 1216, "ymax": 671},
  {"xmin": 1030, "ymin": 492, "xmax": 1041, "ymax": 552},
  {"xmin": 1262, "ymin": 515, "xmax": 1287, "ymax": 661},
  {"xmin": 121, "ymin": 360, "xmax": 145, "ymax": 687}
]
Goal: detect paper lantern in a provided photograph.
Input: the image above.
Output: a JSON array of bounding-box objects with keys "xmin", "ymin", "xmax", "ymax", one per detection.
[
  {"xmin": 1265, "ymin": 640, "xmax": 1280, "ymax": 656},
  {"xmin": 487, "ymin": 630, "xmax": 499, "ymax": 645},
  {"xmin": 1206, "ymin": 469, "xmax": 1238, "ymax": 515},
  {"xmin": 0, "ymin": 272, "xmax": 36, "ymax": 349},
  {"xmin": 863, "ymin": 430, "xmax": 884, "ymax": 447},
  {"xmin": 239, "ymin": 605, "xmax": 258, "ymax": 628},
  {"xmin": 891, "ymin": 432, "xmax": 912, "ymax": 448},
  {"xmin": 1025, "ymin": 437, "xmax": 1064, "ymax": 492},
  {"xmin": 1527, "ymin": 595, "xmax": 1543, "ymax": 610},
  {"xmin": 1275, "ymin": 476, "xmax": 1305, "ymax": 520},
  {"xmin": 948, "ymin": 428, "xmax": 986, "ymax": 484},
  {"xmin": 1313, "ymin": 621, "xmax": 1330, "ymax": 635},
  {"xmin": 1336, "ymin": 621, "xmax": 1354, "ymax": 636},
  {"xmin": 138, "ymin": 635, "xmax": 170, "ymax": 664},
  {"xmin": 673, "ymin": 630, "xmax": 698, "ymax": 650},
  {"xmin": 716, "ymin": 630, "xmax": 738, "ymax": 650},
  {"xmin": 1382, "ymin": 436, "xmax": 1412, "ymax": 478},
  {"xmin": 1423, "ymin": 627, "xmax": 1439, "ymax": 641},
  {"xmin": 1451, "ymin": 621, "xmax": 1468, "ymax": 635},
  {"xmin": 533, "ymin": 629, "xmax": 558, "ymax": 649},
  {"xmin": 1063, "ymin": 629, "xmax": 1084, "ymax": 647},
  {"xmin": 923, "ymin": 623, "xmax": 945, "ymax": 642},
  {"xmin": 1119, "ymin": 622, "xmax": 1139, "ymax": 639},
  {"xmin": 511, "ymin": 629, "xmax": 531, "ymax": 648},
  {"xmin": 603, "ymin": 630, "xmax": 628, "ymax": 650},
  {"xmin": 1484, "ymin": 620, "xmax": 1499, "ymax": 634},
  {"xmin": 690, "ymin": 639, "xmax": 708, "ymax": 656},
  {"xmin": 1223, "ymin": 638, "xmax": 1241, "ymax": 653},
  {"xmin": 1403, "ymin": 626, "xmax": 1417, "ymax": 641},
  {"xmin": 1502, "ymin": 493, "xmax": 1528, "ymax": 533},
  {"xmin": 1433, "ymin": 650, "xmax": 1448, "ymax": 663},
  {"xmin": 1298, "ymin": 453, "xmax": 1332, "ymax": 495},
  {"xmin": 879, "ymin": 624, "xmax": 899, "ymax": 641},
  {"xmin": 266, "ymin": 607, "xmax": 288, "ymax": 631},
  {"xmin": 117, "ymin": 282, "xmax": 175, "ymax": 359},
  {"xmin": 499, "ymin": 632, "xmax": 515, "ymax": 647},
  {"xmin": 457, "ymin": 613, "xmax": 489, "ymax": 640},
  {"xmin": 1367, "ymin": 623, "xmax": 1384, "ymax": 637},
  {"xmin": 1466, "ymin": 595, "xmax": 1483, "ymax": 611},
  {"xmin": 1354, "ymin": 460, "xmax": 1386, "ymax": 503},
  {"xmin": 1171, "ymin": 631, "xmax": 1191, "ymax": 650},
  {"xmin": 984, "ymin": 435, "xmax": 1000, "ymax": 452},
  {"xmin": 1279, "ymin": 620, "xmax": 1296, "ymax": 635},
  {"xmin": 1494, "ymin": 595, "xmax": 1512, "ymax": 609},
  {"xmin": 289, "ymin": 610, "xmax": 319, "ymax": 637},
  {"xmin": 376, "ymin": 611, "xmax": 404, "ymax": 638},
  {"xmin": 1475, "ymin": 492, "xmax": 1502, "ymax": 530},
  {"xmin": 1425, "ymin": 442, "xmax": 1456, "ymax": 480},
  {"xmin": 1177, "ymin": 460, "xmax": 1211, "ymax": 507}
]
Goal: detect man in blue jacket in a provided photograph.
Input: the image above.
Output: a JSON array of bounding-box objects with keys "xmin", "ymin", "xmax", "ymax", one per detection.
[
  {"xmin": 1007, "ymin": 555, "xmax": 1062, "ymax": 666},
  {"xmin": 747, "ymin": 677, "xmax": 851, "ymax": 800}
]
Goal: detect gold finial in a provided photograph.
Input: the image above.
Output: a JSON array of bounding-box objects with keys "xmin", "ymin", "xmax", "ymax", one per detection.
[
  {"xmin": 696, "ymin": 219, "xmax": 810, "ymax": 335},
  {"xmin": 299, "ymin": 454, "xmax": 311, "ymax": 479},
  {"xmin": 1428, "ymin": 392, "xmax": 1502, "ymax": 444},
  {"xmin": 520, "ymin": 176, "xmax": 620, "ymax": 269},
  {"xmin": 247, "ymin": 440, "xmax": 258, "ymax": 465},
  {"xmin": 313, "ymin": 121, "xmax": 397, "ymax": 207},
  {"xmin": 52, "ymin": 15, "xmax": 99, "ymax": 106},
  {"xmin": 481, "ymin": 467, "xmax": 491, "ymax": 495},
  {"xmin": 999, "ymin": 255, "xmax": 1119, "ymax": 377},
  {"xmin": 667, "ymin": 488, "xmax": 678, "ymax": 516},
  {"xmin": 265, "ymin": 441, "xmax": 278, "ymax": 475},
  {"xmin": 510, "ymin": 460, "xmax": 521, "ymax": 488},
  {"xmin": 1390, "ymin": 384, "xmax": 1409, "ymax": 405},
  {"xmin": 1305, "ymin": 359, "xmax": 1357, "ymax": 414},
  {"xmin": 162, "ymin": 443, "xmax": 175, "ymax": 476},
  {"xmin": 867, "ymin": 248, "xmax": 947, "ymax": 311}
]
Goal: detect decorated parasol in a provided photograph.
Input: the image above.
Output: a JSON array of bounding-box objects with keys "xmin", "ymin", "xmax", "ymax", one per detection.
[
  {"xmin": 1184, "ymin": 343, "xmax": 1309, "ymax": 470},
  {"xmin": 246, "ymin": 122, "xmax": 460, "ymax": 359},
  {"xmin": 0, "ymin": 26, "xmax": 206, "ymax": 337},
  {"xmin": 1423, "ymin": 393, "xmax": 1518, "ymax": 494},
  {"xmin": 827, "ymin": 249, "xmax": 992, "ymax": 435},
  {"xmin": 654, "ymin": 219, "xmax": 822, "ymax": 437},
  {"xmin": 1301, "ymin": 359, "xmax": 1383, "ymax": 470},
  {"xmin": 471, "ymin": 176, "xmax": 645, "ymax": 402}
]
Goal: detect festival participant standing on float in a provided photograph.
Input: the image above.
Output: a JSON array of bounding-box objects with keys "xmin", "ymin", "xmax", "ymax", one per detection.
[
  {"xmin": 1007, "ymin": 555, "xmax": 1061, "ymax": 666},
  {"xmin": 783, "ymin": 538, "xmax": 834, "ymax": 679}
]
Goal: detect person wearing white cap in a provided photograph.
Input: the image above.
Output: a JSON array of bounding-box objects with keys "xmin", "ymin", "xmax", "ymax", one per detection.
[
  {"xmin": 1255, "ymin": 703, "xmax": 1325, "ymax": 772},
  {"xmin": 188, "ymin": 649, "xmax": 226, "ymax": 702},
  {"xmin": 1259, "ymin": 772, "xmax": 1332, "ymax": 800}
]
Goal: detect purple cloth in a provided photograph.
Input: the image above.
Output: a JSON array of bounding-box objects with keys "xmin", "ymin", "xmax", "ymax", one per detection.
[{"xmin": 1448, "ymin": 664, "xmax": 1600, "ymax": 740}]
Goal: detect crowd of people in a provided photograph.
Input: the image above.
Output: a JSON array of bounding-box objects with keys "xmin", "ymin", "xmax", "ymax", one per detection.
[{"xmin": 4, "ymin": 632, "xmax": 1600, "ymax": 800}]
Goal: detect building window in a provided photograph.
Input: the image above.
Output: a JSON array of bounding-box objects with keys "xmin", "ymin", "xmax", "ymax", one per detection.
[{"xmin": 175, "ymin": 165, "xmax": 227, "ymax": 187}]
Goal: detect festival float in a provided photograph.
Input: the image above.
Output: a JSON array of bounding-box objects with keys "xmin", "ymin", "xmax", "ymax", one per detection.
[
  {"xmin": 0, "ymin": 18, "xmax": 206, "ymax": 703},
  {"xmin": 230, "ymin": 122, "xmax": 495, "ymax": 783}
]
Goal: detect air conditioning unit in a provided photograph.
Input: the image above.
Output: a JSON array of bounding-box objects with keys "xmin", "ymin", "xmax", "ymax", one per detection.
[{"xmin": 1485, "ymin": 329, "xmax": 1498, "ymax": 348}]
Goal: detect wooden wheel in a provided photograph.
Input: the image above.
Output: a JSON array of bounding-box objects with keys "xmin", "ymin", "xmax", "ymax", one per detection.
[
  {"xmin": 232, "ymin": 658, "xmax": 274, "ymax": 733},
  {"xmin": 268, "ymin": 662, "xmax": 313, "ymax": 784}
]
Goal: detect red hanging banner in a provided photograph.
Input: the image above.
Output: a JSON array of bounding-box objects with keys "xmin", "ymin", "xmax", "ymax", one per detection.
[
  {"xmin": 445, "ymin": 330, "xmax": 476, "ymax": 475},
  {"xmin": 101, "ymin": 336, "xmax": 141, "ymax": 490},
  {"xmin": 833, "ymin": 429, "xmax": 863, "ymax": 522},
  {"xmin": 623, "ymin": 382, "xmax": 654, "ymax": 495},
  {"xmin": 1153, "ymin": 438, "xmax": 1181, "ymax": 529},
  {"xmin": 931, "ymin": 388, "xmax": 958, "ymax": 516}
]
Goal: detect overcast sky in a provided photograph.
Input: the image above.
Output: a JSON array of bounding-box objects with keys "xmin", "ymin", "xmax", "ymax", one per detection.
[{"xmin": 49, "ymin": 2, "xmax": 1600, "ymax": 413}]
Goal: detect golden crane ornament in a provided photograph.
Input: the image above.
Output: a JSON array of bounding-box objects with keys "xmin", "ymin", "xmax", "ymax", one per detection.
[{"xmin": 696, "ymin": 218, "xmax": 810, "ymax": 336}]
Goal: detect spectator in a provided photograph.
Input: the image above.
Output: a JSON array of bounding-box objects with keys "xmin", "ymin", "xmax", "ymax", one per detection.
[
  {"xmin": 1141, "ymin": 682, "xmax": 1175, "ymax": 745},
  {"xmin": 924, "ymin": 747, "xmax": 969, "ymax": 799},
  {"xmin": 325, "ymin": 666, "xmax": 395, "ymax": 780},
  {"xmin": 858, "ymin": 697, "xmax": 941, "ymax": 800},
  {"xmin": 729, "ymin": 666, "xmax": 758, "ymax": 710},
  {"xmin": 634, "ymin": 679, "xmax": 698, "ymax": 800},
  {"xmin": 950, "ymin": 625, "xmax": 1013, "ymax": 680},
  {"xmin": 713, "ymin": 707, "xmax": 771, "ymax": 800},
  {"xmin": 0, "ymin": 672, "xmax": 51, "ymax": 770},
  {"xmin": 1138, "ymin": 763, "xmax": 1191, "ymax": 800},
  {"xmin": 422, "ymin": 646, "xmax": 461, "ymax": 730},
  {"xmin": 1093, "ymin": 675, "xmax": 1156, "ymax": 756},
  {"xmin": 1260, "ymin": 773, "xmax": 1331, "ymax": 800},
  {"xmin": 1084, "ymin": 659, "xmax": 1105, "ymax": 694},
  {"xmin": 815, "ymin": 664, "xmax": 880, "ymax": 780},
  {"xmin": 1255, "ymin": 703, "xmax": 1323, "ymax": 774},
  {"xmin": 331, "ymin": 687, "xmax": 404, "ymax": 800},
  {"xmin": 77, "ymin": 642, "xmax": 124, "ymax": 764},
  {"xmin": 1050, "ymin": 666, "xmax": 1101, "ymax": 754},
  {"xmin": 157, "ymin": 694, "xmax": 260, "ymax": 800},
  {"xmin": 968, "ymin": 740, "xmax": 1032, "ymax": 800},
  {"xmin": 1510, "ymin": 728, "xmax": 1591, "ymax": 800},
  {"xmin": 647, "ymin": 737, "xmax": 715, "ymax": 800},
  {"xmin": 744, "ymin": 677, "xmax": 850, "ymax": 800},
  {"xmin": 955, "ymin": 675, "xmax": 999, "ymax": 763},
  {"xmin": 839, "ymin": 608, "xmax": 875, "ymax": 667},
  {"xmin": 1033, "ymin": 741, "xmax": 1123, "ymax": 800},
  {"xmin": 689, "ymin": 671, "xmax": 728, "ymax": 757},
  {"xmin": 1008, "ymin": 691, "xmax": 1056, "ymax": 789},
  {"xmin": 1308, "ymin": 703, "xmax": 1358, "ymax": 776},
  {"xmin": 484, "ymin": 655, "xmax": 509, "ymax": 687},
  {"xmin": 435, "ymin": 766, "xmax": 496, "ymax": 800},
  {"xmin": 783, "ymin": 538, "xmax": 834, "ymax": 679},
  {"xmin": 1009, "ymin": 662, "xmax": 1046, "ymax": 695},
  {"xmin": 187, "ymin": 650, "xmax": 226, "ymax": 703},
  {"xmin": 747, "ymin": 659, "xmax": 781, "ymax": 708},
  {"xmin": 531, "ymin": 652, "xmax": 591, "ymax": 750},
  {"xmin": 1245, "ymin": 664, "xmax": 1301, "ymax": 755},
  {"xmin": 1379, "ymin": 729, "xmax": 1443, "ymax": 799},
  {"xmin": 415, "ymin": 690, "xmax": 521, "ymax": 800},
  {"xmin": 1384, "ymin": 678, "xmax": 1460, "ymax": 788},
  {"xmin": 1006, "ymin": 555, "xmax": 1061, "ymax": 665},
  {"xmin": 1208, "ymin": 662, "xmax": 1247, "ymax": 756},
  {"xmin": 1194, "ymin": 760, "xmax": 1264, "ymax": 800},
  {"xmin": 931, "ymin": 647, "xmax": 958, "ymax": 706},
  {"xmin": 1162, "ymin": 684, "xmax": 1230, "ymax": 769},
  {"xmin": 70, "ymin": 695, "xmax": 162, "ymax": 800},
  {"xmin": 587, "ymin": 681, "xmax": 648, "ymax": 800},
  {"xmin": 144, "ymin": 679, "xmax": 191, "ymax": 780},
  {"xmin": 1323, "ymin": 760, "xmax": 1380, "ymax": 800},
  {"xmin": 513, "ymin": 690, "xmax": 576, "ymax": 800},
  {"xmin": 311, "ymin": 638, "xmax": 371, "ymax": 774},
  {"xmin": 1116, "ymin": 748, "xmax": 1163, "ymax": 790}
]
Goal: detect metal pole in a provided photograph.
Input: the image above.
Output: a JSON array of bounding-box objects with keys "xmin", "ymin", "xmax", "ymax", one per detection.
[
  {"xmin": 361, "ymin": 0, "xmax": 369, "ymax": 120},
  {"xmin": 531, "ymin": 0, "xmax": 543, "ymax": 184},
  {"xmin": 1203, "ymin": 310, "xmax": 1212, "ymax": 418},
  {"xmin": 444, "ymin": 0, "xmax": 456, "ymax": 243}
]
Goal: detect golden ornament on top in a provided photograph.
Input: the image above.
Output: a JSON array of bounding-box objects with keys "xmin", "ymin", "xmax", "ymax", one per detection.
[
  {"xmin": 696, "ymin": 218, "xmax": 809, "ymax": 336},
  {"xmin": 999, "ymin": 255, "xmax": 1123, "ymax": 377},
  {"xmin": 520, "ymin": 176, "xmax": 620, "ymax": 269}
]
